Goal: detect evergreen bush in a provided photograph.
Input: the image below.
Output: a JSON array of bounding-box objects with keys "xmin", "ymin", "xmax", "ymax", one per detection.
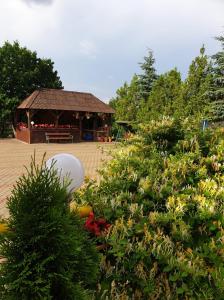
[
  {"xmin": 0, "ymin": 155, "xmax": 99, "ymax": 300},
  {"xmin": 209, "ymin": 36, "xmax": 224, "ymax": 121}
]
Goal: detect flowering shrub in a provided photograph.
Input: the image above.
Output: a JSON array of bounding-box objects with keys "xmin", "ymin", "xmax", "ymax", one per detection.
[
  {"xmin": 0, "ymin": 222, "xmax": 9, "ymax": 234},
  {"xmin": 74, "ymin": 117, "xmax": 224, "ymax": 299},
  {"xmin": 17, "ymin": 122, "xmax": 27, "ymax": 129},
  {"xmin": 85, "ymin": 212, "xmax": 110, "ymax": 236}
]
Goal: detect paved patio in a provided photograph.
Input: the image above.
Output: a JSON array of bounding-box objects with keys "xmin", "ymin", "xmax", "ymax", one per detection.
[{"xmin": 0, "ymin": 139, "xmax": 113, "ymax": 218}]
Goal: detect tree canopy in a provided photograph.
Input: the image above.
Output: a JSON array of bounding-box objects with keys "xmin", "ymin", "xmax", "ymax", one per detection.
[
  {"xmin": 182, "ymin": 45, "xmax": 211, "ymax": 118},
  {"xmin": 110, "ymin": 74, "xmax": 141, "ymax": 122},
  {"xmin": 110, "ymin": 42, "xmax": 220, "ymax": 125},
  {"xmin": 0, "ymin": 93, "xmax": 19, "ymax": 136},
  {"xmin": 208, "ymin": 36, "xmax": 224, "ymax": 121},
  {"xmin": 0, "ymin": 41, "xmax": 63, "ymax": 136},
  {"xmin": 138, "ymin": 49, "xmax": 158, "ymax": 100},
  {"xmin": 137, "ymin": 68, "xmax": 182, "ymax": 122},
  {"xmin": 0, "ymin": 41, "xmax": 63, "ymax": 101}
]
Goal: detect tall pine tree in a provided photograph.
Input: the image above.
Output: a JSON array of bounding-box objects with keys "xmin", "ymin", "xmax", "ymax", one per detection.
[
  {"xmin": 208, "ymin": 35, "xmax": 224, "ymax": 121},
  {"xmin": 138, "ymin": 49, "xmax": 158, "ymax": 100},
  {"xmin": 137, "ymin": 68, "xmax": 182, "ymax": 122},
  {"xmin": 182, "ymin": 45, "xmax": 211, "ymax": 118}
]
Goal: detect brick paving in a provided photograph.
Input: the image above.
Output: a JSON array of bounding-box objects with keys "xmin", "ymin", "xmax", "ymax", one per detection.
[{"xmin": 0, "ymin": 139, "xmax": 113, "ymax": 218}]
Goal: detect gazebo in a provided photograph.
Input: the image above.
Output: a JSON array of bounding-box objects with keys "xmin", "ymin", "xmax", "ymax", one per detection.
[{"xmin": 16, "ymin": 88, "xmax": 115, "ymax": 144}]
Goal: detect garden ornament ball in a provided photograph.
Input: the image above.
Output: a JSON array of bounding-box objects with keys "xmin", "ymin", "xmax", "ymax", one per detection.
[{"xmin": 46, "ymin": 153, "xmax": 84, "ymax": 194}]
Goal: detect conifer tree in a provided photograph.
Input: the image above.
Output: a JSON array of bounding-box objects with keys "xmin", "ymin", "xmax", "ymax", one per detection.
[
  {"xmin": 0, "ymin": 156, "xmax": 98, "ymax": 300},
  {"xmin": 109, "ymin": 50, "xmax": 157, "ymax": 123},
  {"xmin": 138, "ymin": 49, "xmax": 158, "ymax": 100},
  {"xmin": 208, "ymin": 35, "xmax": 224, "ymax": 121},
  {"xmin": 109, "ymin": 74, "xmax": 141, "ymax": 122},
  {"xmin": 137, "ymin": 68, "xmax": 182, "ymax": 122},
  {"xmin": 182, "ymin": 45, "xmax": 211, "ymax": 118}
]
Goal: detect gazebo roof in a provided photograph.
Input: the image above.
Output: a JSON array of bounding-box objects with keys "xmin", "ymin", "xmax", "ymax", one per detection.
[{"xmin": 18, "ymin": 88, "xmax": 115, "ymax": 114}]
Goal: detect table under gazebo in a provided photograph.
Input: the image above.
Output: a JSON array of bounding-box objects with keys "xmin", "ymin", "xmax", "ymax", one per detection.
[{"xmin": 16, "ymin": 89, "xmax": 115, "ymax": 144}]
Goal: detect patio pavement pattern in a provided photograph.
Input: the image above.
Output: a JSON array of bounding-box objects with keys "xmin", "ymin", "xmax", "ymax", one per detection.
[{"xmin": 0, "ymin": 139, "xmax": 113, "ymax": 218}]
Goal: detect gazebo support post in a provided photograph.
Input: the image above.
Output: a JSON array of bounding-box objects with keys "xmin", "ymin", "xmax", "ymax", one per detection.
[
  {"xmin": 79, "ymin": 115, "xmax": 83, "ymax": 141},
  {"xmin": 13, "ymin": 110, "xmax": 19, "ymax": 137},
  {"xmin": 26, "ymin": 110, "xmax": 34, "ymax": 143},
  {"xmin": 55, "ymin": 115, "xmax": 59, "ymax": 128},
  {"xmin": 26, "ymin": 110, "xmax": 37, "ymax": 129},
  {"xmin": 50, "ymin": 110, "xmax": 64, "ymax": 128},
  {"xmin": 93, "ymin": 115, "xmax": 97, "ymax": 141}
]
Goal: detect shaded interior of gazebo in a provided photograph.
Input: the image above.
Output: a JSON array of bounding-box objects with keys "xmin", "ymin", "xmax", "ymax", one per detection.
[
  {"xmin": 15, "ymin": 89, "xmax": 114, "ymax": 144},
  {"xmin": 16, "ymin": 109, "xmax": 112, "ymax": 143}
]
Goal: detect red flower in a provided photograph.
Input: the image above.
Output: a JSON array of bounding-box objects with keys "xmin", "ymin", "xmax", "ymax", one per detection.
[{"xmin": 85, "ymin": 212, "xmax": 110, "ymax": 236}]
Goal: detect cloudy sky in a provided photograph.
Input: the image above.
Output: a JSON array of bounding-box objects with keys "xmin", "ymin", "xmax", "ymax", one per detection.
[{"xmin": 0, "ymin": 0, "xmax": 223, "ymax": 101}]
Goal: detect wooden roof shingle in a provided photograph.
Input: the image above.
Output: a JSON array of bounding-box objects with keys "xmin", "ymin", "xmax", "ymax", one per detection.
[{"xmin": 18, "ymin": 89, "xmax": 115, "ymax": 114}]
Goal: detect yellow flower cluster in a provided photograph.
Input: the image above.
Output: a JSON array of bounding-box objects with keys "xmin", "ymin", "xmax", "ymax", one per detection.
[
  {"xmin": 70, "ymin": 202, "xmax": 92, "ymax": 218},
  {"xmin": 0, "ymin": 222, "xmax": 9, "ymax": 233}
]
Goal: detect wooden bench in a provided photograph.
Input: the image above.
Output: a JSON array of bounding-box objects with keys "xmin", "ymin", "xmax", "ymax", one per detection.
[{"xmin": 45, "ymin": 132, "xmax": 73, "ymax": 143}]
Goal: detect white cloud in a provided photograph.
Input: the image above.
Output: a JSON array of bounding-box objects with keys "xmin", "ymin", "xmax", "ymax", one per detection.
[
  {"xmin": 0, "ymin": 0, "xmax": 58, "ymax": 46},
  {"xmin": 79, "ymin": 40, "xmax": 98, "ymax": 59},
  {"xmin": 0, "ymin": 0, "xmax": 223, "ymax": 100}
]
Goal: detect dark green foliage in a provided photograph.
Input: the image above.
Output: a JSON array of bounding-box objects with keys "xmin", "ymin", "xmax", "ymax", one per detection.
[
  {"xmin": 137, "ymin": 69, "xmax": 182, "ymax": 122},
  {"xmin": 208, "ymin": 35, "xmax": 224, "ymax": 121},
  {"xmin": 75, "ymin": 119, "xmax": 224, "ymax": 299},
  {"xmin": 0, "ymin": 156, "xmax": 99, "ymax": 300},
  {"xmin": 110, "ymin": 46, "xmax": 213, "ymax": 125},
  {"xmin": 0, "ymin": 41, "xmax": 63, "ymax": 136},
  {"xmin": 109, "ymin": 74, "xmax": 141, "ymax": 123},
  {"xmin": 0, "ymin": 41, "xmax": 63, "ymax": 101},
  {"xmin": 138, "ymin": 49, "xmax": 158, "ymax": 100},
  {"xmin": 137, "ymin": 48, "xmax": 211, "ymax": 123},
  {"xmin": 0, "ymin": 93, "xmax": 19, "ymax": 136},
  {"xmin": 182, "ymin": 45, "xmax": 212, "ymax": 118},
  {"xmin": 109, "ymin": 50, "xmax": 158, "ymax": 124}
]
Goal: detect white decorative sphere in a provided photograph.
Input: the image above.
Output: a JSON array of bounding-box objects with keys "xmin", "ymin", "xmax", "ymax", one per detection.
[{"xmin": 46, "ymin": 153, "xmax": 84, "ymax": 194}]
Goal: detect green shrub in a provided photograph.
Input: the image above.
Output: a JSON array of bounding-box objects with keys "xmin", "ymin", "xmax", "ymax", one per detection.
[
  {"xmin": 0, "ymin": 155, "xmax": 99, "ymax": 300},
  {"xmin": 75, "ymin": 118, "xmax": 224, "ymax": 299},
  {"xmin": 138, "ymin": 117, "xmax": 184, "ymax": 152}
]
